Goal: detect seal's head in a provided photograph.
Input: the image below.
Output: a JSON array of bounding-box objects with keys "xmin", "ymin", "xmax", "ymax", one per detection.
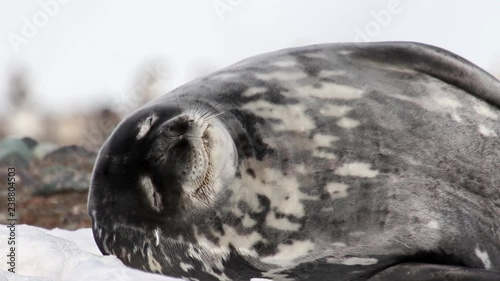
[{"xmin": 88, "ymin": 101, "xmax": 237, "ymax": 226}]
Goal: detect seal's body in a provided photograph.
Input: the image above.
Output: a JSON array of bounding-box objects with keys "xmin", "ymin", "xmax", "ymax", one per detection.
[{"xmin": 88, "ymin": 42, "xmax": 500, "ymax": 280}]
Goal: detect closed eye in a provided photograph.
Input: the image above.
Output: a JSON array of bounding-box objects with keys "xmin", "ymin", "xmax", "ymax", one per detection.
[{"xmin": 137, "ymin": 116, "xmax": 155, "ymax": 139}]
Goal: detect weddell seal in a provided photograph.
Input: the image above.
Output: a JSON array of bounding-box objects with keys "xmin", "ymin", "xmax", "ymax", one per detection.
[{"xmin": 88, "ymin": 42, "xmax": 500, "ymax": 281}]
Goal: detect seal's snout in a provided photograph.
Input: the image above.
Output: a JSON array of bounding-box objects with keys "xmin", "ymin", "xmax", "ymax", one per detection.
[
  {"xmin": 161, "ymin": 115, "xmax": 191, "ymax": 136},
  {"xmin": 160, "ymin": 114, "xmax": 207, "ymax": 139}
]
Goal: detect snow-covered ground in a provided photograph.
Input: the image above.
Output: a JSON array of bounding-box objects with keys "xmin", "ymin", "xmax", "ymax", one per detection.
[{"xmin": 0, "ymin": 225, "xmax": 183, "ymax": 281}]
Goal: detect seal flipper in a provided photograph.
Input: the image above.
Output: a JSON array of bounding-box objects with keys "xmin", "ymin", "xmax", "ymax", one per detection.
[{"xmin": 368, "ymin": 263, "xmax": 500, "ymax": 281}]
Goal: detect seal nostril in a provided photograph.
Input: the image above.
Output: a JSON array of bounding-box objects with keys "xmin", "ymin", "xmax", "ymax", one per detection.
[
  {"xmin": 176, "ymin": 122, "xmax": 189, "ymax": 133},
  {"xmin": 162, "ymin": 116, "xmax": 192, "ymax": 136}
]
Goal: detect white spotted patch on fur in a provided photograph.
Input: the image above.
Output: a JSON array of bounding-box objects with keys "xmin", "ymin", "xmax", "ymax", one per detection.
[
  {"xmin": 313, "ymin": 134, "xmax": 339, "ymax": 147},
  {"xmin": 272, "ymin": 60, "xmax": 298, "ymax": 67},
  {"xmin": 294, "ymin": 163, "xmax": 308, "ymax": 174},
  {"xmin": 263, "ymin": 269, "xmax": 296, "ymax": 281},
  {"xmin": 188, "ymin": 228, "xmax": 235, "ymax": 279},
  {"xmin": 241, "ymin": 214, "xmax": 257, "ymax": 228},
  {"xmin": 120, "ymin": 247, "xmax": 127, "ymax": 260},
  {"xmin": 327, "ymin": 257, "xmax": 378, "ymax": 266},
  {"xmin": 304, "ymin": 52, "xmax": 329, "ymax": 59},
  {"xmin": 475, "ymin": 247, "xmax": 492, "ymax": 269},
  {"xmin": 320, "ymin": 104, "xmax": 353, "ymax": 117},
  {"xmin": 231, "ymin": 206, "xmax": 244, "ymax": 217},
  {"xmin": 478, "ymin": 124, "xmax": 497, "ymax": 137},
  {"xmin": 313, "ymin": 150, "xmax": 336, "ymax": 160},
  {"xmin": 153, "ymin": 228, "xmax": 160, "ymax": 246},
  {"xmin": 312, "ymin": 134, "xmax": 339, "ymax": 160},
  {"xmin": 255, "ymin": 71, "xmax": 308, "ymax": 81},
  {"xmin": 426, "ymin": 220, "xmax": 440, "ymax": 229},
  {"xmin": 326, "ymin": 182, "xmax": 349, "ymax": 199},
  {"xmin": 216, "ymin": 225, "xmax": 264, "ymax": 256},
  {"xmin": 319, "ymin": 70, "xmax": 346, "ymax": 78},
  {"xmin": 242, "ymin": 87, "xmax": 268, "ymax": 97},
  {"xmin": 451, "ymin": 113, "xmax": 462, "ymax": 122},
  {"xmin": 474, "ymin": 104, "xmax": 498, "ymax": 120},
  {"xmin": 297, "ymin": 83, "xmax": 363, "ymax": 99},
  {"xmin": 102, "ymin": 233, "xmax": 110, "ymax": 254},
  {"xmin": 242, "ymin": 100, "xmax": 315, "ymax": 133},
  {"xmin": 434, "ymin": 97, "xmax": 462, "ymax": 108},
  {"xmin": 261, "ymin": 240, "xmax": 315, "ymax": 266},
  {"xmin": 338, "ymin": 50, "xmax": 354, "ymax": 56},
  {"xmin": 211, "ymin": 72, "xmax": 240, "ymax": 80},
  {"xmin": 368, "ymin": 62, "xmax": 417, "ymax": 74},
  {"xmin": 180, "ymin": 262, "xmax": 194, "ymax": 272},
  {"xmin": 146, "ymin": 247, "xmax": 163, "ymax": 273},
  {"xmin": 337, "ymin": 117, "xmax": 360, "ymax": 128},
  {"xmin": 233, "ymin": 161, "xmax": 318, "ymax": 218},
  {"xmin": 335, "ymin": 162, "xmax": 379, "ymax": 178},
  {"xmin": 385, "ymin": 91, "xmax": 463, "ymax": 123},
  {"xmin": 266, "ymin": 212, "xmax": 301, "ymax": 231},
  {"xmin": 91, "ymin": 210, "xmax": 97, "ymax": 229}
]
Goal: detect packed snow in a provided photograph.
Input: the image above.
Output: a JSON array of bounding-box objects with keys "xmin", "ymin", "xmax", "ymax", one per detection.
[{"xmin": 0, "ymin": 225, "xmax": 267, "ymax": 281}]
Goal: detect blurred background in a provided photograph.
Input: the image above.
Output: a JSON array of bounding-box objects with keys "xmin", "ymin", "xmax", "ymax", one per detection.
[{"xmin": 0, "ymin": 0, "xmax": 499, "ymax": 229}]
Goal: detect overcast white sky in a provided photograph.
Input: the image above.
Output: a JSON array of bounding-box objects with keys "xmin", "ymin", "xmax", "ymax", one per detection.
[{"xmin": 0, "ymin": 0, "xmax": 499, "ymax": 115}]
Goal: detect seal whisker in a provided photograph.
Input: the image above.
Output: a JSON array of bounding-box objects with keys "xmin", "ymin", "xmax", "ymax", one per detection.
[
  {"xmin": 205, "ymin": 111, "xmax": 225, "ymax": 121},
  {"xmin": 199, "ymin": 110, "xmax": 211, "ymax": 119},
  {"xmin": 192, "ymin": 100, "xmax": 204, "ymax": 117},
  {"xmin": 174, "ymin": 92, "xmax": 181, "ymax": 111}
]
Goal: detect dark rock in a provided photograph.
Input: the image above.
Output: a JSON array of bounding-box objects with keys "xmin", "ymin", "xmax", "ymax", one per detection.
[
  {"xmin": 0, "ymin": 137, "xmax": 35, "ymax": 166},
  {"xmin": 31, "ymin": 145, "xmax": 97, "ymax": 195}
]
